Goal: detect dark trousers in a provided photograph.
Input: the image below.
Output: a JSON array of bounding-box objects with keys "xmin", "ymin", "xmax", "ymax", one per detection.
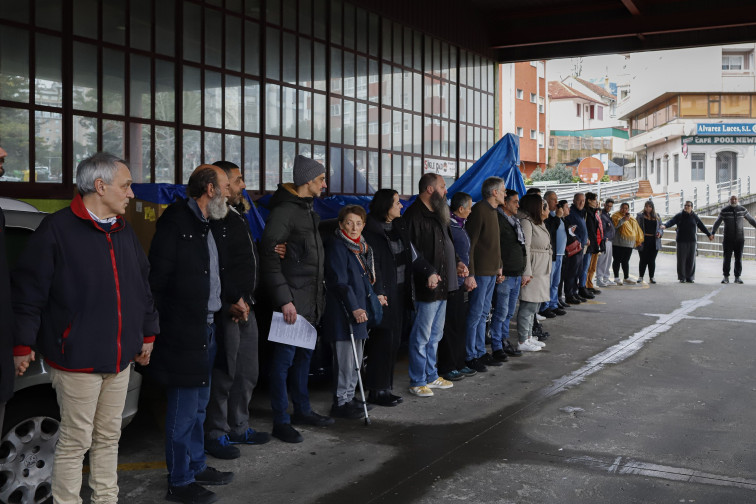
[
  {"xmin": 205, "ymin": 308, "xmax": 259, "ymax": 441},
  {"xmin": 0, "ymin": 401, "xmax": 5, "ymax": 435},
  {"xmin": 612, "ymin": 245, "xmax": 633, "ymax": 278},
  {"xmin": 563, "ymin": 250, "xmax": 582, "ymax": 296},
  {"xmin": 676, "ymin": 241, "xmax": 697, "ymax": 281},
  {"xmin": 638, "ymin": 237, "xmax": 659, "ymax": 278},
  {"xmin": 723, "ymin": 239, "xmax": 745, "ymax": 277},
  {"xmin": 269, "ymin": 343, "xmax": 313, "ymax": 425},
  {"xmin": 437, "ymin": 289, "xmax": 468, "ymax": 375},
  {"xmin": 364, "ymin": 288, "xmax": 405, "ymax": 392}
]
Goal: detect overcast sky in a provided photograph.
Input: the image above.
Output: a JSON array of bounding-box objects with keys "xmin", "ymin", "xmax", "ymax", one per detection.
[{"xmin": 546, "ymin": 54, "xmax": 628, "ymax": 83}]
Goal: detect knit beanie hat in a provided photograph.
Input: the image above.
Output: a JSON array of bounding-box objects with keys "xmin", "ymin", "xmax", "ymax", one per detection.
[{"xmin": 292, "ymin": 155, "xmax": 326, "ymax": 186}]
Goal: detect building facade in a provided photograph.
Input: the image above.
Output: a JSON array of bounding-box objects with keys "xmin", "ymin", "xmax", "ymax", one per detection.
[{"xmin": 0, "ymin": 0, "xmax": 496, "ymax": 198}]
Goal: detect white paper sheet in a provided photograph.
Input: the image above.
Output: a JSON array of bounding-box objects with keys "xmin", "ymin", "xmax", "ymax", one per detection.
[{"xmin": 267, "ymin": 311, "xmax": 318, "ymax": 350}]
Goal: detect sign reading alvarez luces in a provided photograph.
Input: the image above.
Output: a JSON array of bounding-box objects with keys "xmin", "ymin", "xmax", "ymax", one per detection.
[{"xmin": 696, "ymin": 123, "xmax": 756, "ymax": 135}]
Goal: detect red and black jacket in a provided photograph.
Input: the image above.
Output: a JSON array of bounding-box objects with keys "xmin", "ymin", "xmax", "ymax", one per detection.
[{"xmin": 12, "ymin": 194, "xmax": 159, "ymax": 373}]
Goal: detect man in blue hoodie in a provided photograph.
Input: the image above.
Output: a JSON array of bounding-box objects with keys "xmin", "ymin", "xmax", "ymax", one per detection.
[{"xmin": 563, "ymin": 193, "xmax": 588, "ymax": 304}]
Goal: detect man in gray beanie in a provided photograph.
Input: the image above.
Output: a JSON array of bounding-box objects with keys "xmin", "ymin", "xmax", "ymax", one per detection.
[{"xmin": 261, "ymin": 155, "xmax": 333, "ymax": 443}]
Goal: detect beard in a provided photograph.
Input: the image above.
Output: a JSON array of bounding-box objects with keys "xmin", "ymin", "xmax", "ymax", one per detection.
[
  {"xmin": 430, "ymin": 190, "xmax": 450, "ymax": 226},
  {"xmin": 207, "ymin": 190, "xmax": 229, "ymax": 220}
]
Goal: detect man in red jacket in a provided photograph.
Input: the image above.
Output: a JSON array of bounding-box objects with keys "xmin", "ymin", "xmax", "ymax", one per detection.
[{"xmin": 12, "ymin": 152, "xmax": 159, "ymax": 504}]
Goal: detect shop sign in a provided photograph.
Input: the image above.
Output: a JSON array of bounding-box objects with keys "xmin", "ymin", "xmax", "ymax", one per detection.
[
  {"xmin": 423, "ymin": 158, "xmax": 456, "ymax": 177},
  {"xmin": 696, "ymin": 123, "xmax": 756, "ymax": 135},
  {"xmin": 682, "ymin": 136, "xmax": 756, "ymax": 145}
]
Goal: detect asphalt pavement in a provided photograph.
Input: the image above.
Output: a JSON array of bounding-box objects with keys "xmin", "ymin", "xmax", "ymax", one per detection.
[{"xmin": 110, "ymin": 251, "xmax": 756, "ymax": 504}]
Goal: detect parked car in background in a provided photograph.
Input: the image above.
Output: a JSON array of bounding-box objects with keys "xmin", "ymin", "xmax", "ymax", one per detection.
[{"xmin": 0, "ymin": 198, "xmax": 144, "ymax": 504}]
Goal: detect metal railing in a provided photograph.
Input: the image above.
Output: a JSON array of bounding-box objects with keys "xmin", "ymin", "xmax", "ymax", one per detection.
[
  {"xmin": 627, "ymin": 177, "xmax": 752, "ymax": 216},
  {"xmin": 535, "ymin": 180, "xmax": 640, "ymax": 204}
]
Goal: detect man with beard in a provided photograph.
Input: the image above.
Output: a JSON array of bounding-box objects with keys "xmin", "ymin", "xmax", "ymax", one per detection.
[
  {"xmin": 711, "ymin": 195, "xmax": 756, "ymax": 284},
  {"xmin": 261, "ymin": 155, "xmax": 333, "ymax": 444},
  {"xmin": 149, "ymin": 165, "xmax": 234, "ymax": 504},
  {"xmin": 203, "ymin": 161, "xmax": 270, "ymax": 460},
  {"xmin": 403, "ymin": 173, "xmax": 465, "ymax": 397}
]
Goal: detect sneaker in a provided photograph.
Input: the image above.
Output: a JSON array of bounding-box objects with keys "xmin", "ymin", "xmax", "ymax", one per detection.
[
  {"xmin": 409, "ymin": 385, "xmax": 434, "ymax": 397},
  {"xmin": 624, "ymin": 277, "xmax": 636, "ymax": 284},
  {"xmin": 605, "ymin": 278, "xmax": 617, "ymax": 286},
  {"xmin": 553, "ymin": 308, "xmax": 566, "ymax": 316},
  {"xmin": 538, "ymin": 309, "xmax": 556, "ymax": 319},
  {"xmin": 458, "ymin": 366, "xmax": 478, "ymax": 377},
  {"xmin": 291, "ymin": 411, "xmax": 335, "ymax": 427},
  {"xmin": 518, "ymin": 340, "xmax": 541, "ymax": 352},
  {"xmin": 427, "ymin": 377, "xmax": 454, "ymax": 389},
  {"xmin": 528, "ymin": 337, "xmax": 546, "ymax": 348},
  {"xmin": 271, "ymin": 423, "xmax": 304, "ymax": 443},
  {"xmin": 614, "ymin": 277, "xmax": 622, "ymax": 285},
  {"xmin": 503, "ymin": 340, "xmax": 522, "ymax": 357},
  {"xmin": 465, "ymin": 358, "xmax": 488, "ymax": 373},
  {"xmin": 228, "ymin": 428, "xmax": 271, "ymax": 445},
  {"xmin": 596, "ymin": 278, "xmax": 607, "ymax": 287},
  {"xmin": 330, "ymin": 402, "xmax": 365, "ymax": 419},
  {"xmin": 649, "ymin": 278, "xmax": 656, "ymax": 284},
  {"xmin": 686, "ymin": 279, "xmax": 695, "ymax": 283},
  {"xmin": 442, "ymin": 370, "xmax": 465, "ymax": 381},
  {"xmin": 679, "ymin": 279, "xmax": 686, "ymax": 283},
  {"xmin": 492, "ymin": 349, "xmax": 509, "ymax": 362},
  {"xmin": 722, "ymin": 276, "xmax": 729, "ymax": 284},
  {"xmin": 535, "ymin": 313, "xmax": 546, "ymax": 321},
  {"xmin": 638, "ymin": 278, "xmax": 647, "ymax": 285},
  {"xmin": 204, "ymin": 435, "xmax": 241, "ymax": 460},
  {"xmin": 166, "ymin": 483, "xmax": 218, "ymax": 504},
  {"xmin": 735, "ymin": 277, "xmax": 744, "ymax": 284},
  {"xmin": 194, "ymin": 467, "xmax": 234, "ymax": 486},
  {"xmin": 480, "ymin": 352, "xmax": 504, "ymax": 367}
]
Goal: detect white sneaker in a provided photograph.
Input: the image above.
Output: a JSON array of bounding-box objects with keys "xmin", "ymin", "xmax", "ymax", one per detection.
[
  {"xmin": 638, "ymin": 277, "xmax": 647, "ymax": 285},
  {"xmin": 529, "ymin": 337, "xmax": 546, "ymax": 348},
  {"xmin": 596, "ymin": 279, "xmax": 608, "ymax": 287},
  {"xmin": 624, "ymin": 277, "xmax": 636, "ymax": 284},
  {"xmin": 605, "ymin": 278, "xmax": 617, "ymax": 286},
  {"xmin": 614, "ymin": 277, "xmax": 622, "ymax": 285},
  {"xmin": 535, "ymin": 313, "xmax": 546, "ymax": 321},
  {"xmin": 518, "ymin": 340, "xmax": 542, "ymax": 352}
]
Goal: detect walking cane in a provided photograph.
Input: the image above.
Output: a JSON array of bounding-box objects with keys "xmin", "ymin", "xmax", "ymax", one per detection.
[{"xmin": 340, "ymin": 301, "xmax": 371, "ymax": 426}]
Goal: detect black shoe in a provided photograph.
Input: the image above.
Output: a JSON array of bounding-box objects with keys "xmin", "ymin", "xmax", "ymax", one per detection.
[
  {"xmin": 441, "ymin": 370, "xmax": 466, "ymax": 381},
  {"xmin": 686, "ymin": 279, "xmax": 694, "ymax": 283},
  {"xmin": 577, "ymin": 295, "xmax": 588, "ymax": 302},
  {"xmin": 558, "ymin": 300, "xmax": 570, "ymax": 309},
  {"xmin": 480, "ymin": 352, "xmax": 504, "ymax": 367},
  {"xmin": 166, "ymin": 483, "xmax": 218, "ymax": 504},
  {"xmin": 465, "ymin": 358, "xmax": 488, "ymax": 373},
  {"xmin": 194, "ymin": 467, "xmax": 234, "ymax": 486},
  {"xmin": 680, "ymin": 279, "xmax": 686, "ymax": 283},
  {"xmin": 589, "ymin": 287, "xmax": 602, "ymax": 295},
  {"xmin": 228, "ymin": 428, "xmax": 271, "ymax": 445},
  {"xmin": 349, "ymin": 397, "xmax": 373, "ymax": 411},
  {"xmin": 538, "ymin": 309, "xmax": 556, "ymax": 319},
  {"xmin": 649, "ymin": 278, "xmax": 656, "ymax": 284},
  {"xmin": 368, "ymin": 390, "xmax": 400, "ymax": 407},
  {"xmin": 535, "ymin": 331, "xmax": 550, "ymax": 342},
  {"xmin": 722, "ymin": 276, "xmax": 729, "ymax": 284},
  {"xmin": 578, "ymin": 288, "xmax": 595, "ymax": 299},
  {"xmin": 330, "ymin": 402, "xmax": 365, "ymax": 419},
  {"xmin": 553, "ymin": 307, "xmax": 566, "ymax": 316},
  {"xmin": 492, "ymin": 349, "xmax": 509, "ymax": 362},
  {"xmin": 735, "ymin": 277, "xmax": 744, "ymax": 284},
  {"xmin": 503, "ymin": 340, "xmax": 523, "ymax": 357},
  {"xmin": 566, "ymin": 295, "xmax": 581, "ymax": 305},
  {"xmin": 204, "ymin": 435, "xmax": 241, "ymax": 460},
  {"xmin": 291, "ymin": 411, "xmax": 335, "ymax": 427},
  {"xmin": 271, "ymin": 423, "xmax": 304, "ymax": 443}
]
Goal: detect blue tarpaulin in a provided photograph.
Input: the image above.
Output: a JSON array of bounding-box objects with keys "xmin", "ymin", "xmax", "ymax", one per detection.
[{"xmin": 447, "ymin": 133, "xmax": 525, "ymax": 202}]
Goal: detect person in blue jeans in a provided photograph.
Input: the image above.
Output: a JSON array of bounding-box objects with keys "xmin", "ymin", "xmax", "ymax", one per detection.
[
  {"xmin": 490, "ymin": 189, "xmax": 526, "ymax": 359},
  {"xmin": 542, "ymin": 191, "xmax": 567, "ymax": 316}
]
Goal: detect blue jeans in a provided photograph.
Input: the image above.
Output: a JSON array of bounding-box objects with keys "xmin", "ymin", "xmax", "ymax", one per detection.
[
  {"xmin": 408, "ymin": 300, "xmax": 447, "ymax": 387},
  {"xmin": 269, "ymin": 342, "xmax": 314, "ymax": 425},
  {"xmin": 165, "ymin": 324, "xmax": 216, "ymax": 487},
  {"xmin": 547, "ymin": 256, "xmax": 563, "ymax": 310},
  {"xmin": 464, "ymin": 275, "xmax": 496, "ymax": 361},
  {"xmin": 579, "ymin": 250, "xmax": 592, "ymax": 288},
  {"xmin": 490, "ymin": 276, "xmax": 521, "ymax": 351}
]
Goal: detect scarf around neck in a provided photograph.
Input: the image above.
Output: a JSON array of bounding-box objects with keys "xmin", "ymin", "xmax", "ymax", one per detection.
[{"xmin": 336, "ymin": 228, "xmax": 376, "ymax": 284}]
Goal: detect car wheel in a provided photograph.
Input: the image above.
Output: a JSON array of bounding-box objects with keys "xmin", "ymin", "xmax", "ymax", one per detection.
[{"xmin": 0, "ymin": 394, "xmax": 60, "ymax": 504}]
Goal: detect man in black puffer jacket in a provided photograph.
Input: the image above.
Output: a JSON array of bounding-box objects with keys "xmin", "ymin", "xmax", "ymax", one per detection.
[
  {"xmin": 260, "ymin": 155, "xmax": 333, "ymax": 444},
  {"xmin": 711, "ymin": 195, "xmax": 756, "ymax": 284}
]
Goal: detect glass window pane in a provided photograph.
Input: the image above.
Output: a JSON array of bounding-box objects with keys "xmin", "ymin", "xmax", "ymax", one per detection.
[
  {"xmin": 0, "ymin": 107, "xmax": 28, "ymax": 182},
  {"xmin": 102, "ymin": 49, "xmax": 124, "ymax": 115},
  {"xmin": 282, "ymin": 32, "xmax": 296, "ymax": 84},
  {"xmin": 205, "ymin": 132, "xmax": 222, "ymax": 165},
  {"xmin": 282, "ymin": 0, "xmax": 296, "ymax": 30},
  {"xmin": 368, "ymin": 14, "xmax": 379, "ymax": 57},
  {"xmin": 412, "ymin": 157, "xmax": 422, "ymax": 193},
  {"xmin": 459, "ymin": 51, "xmax": 467, "ymax": 86},
  {"xmin": 299, "ymin": 38, "xmax": 312, "ymax": 88},
  {"xmin": 403, "ymin": 70, "xmax": 411, "ymax": 110},
  {"xmin": 224, "ymin": 134, "xmax": 241, "ymax": 165},
  {"xmin": 413, "ymin": 32, "xmax": 422, "ymax": 72},
  {"xmin": 282, "ymin": 86, "xmax": 296, "ymax": 137},
  {"xmin": 449, "ymin": 46, "xmax": 457, "ymax": 82},
  {"xmin": 721, "ymin": 95, "xmax": 751, "ymax": 116},
  {"xmin": 313, "ymin": 42, "xmax": 326, "ymax": 91},
  {"xmin": 403, "ymin": 112, "xmax": 411, "ymax": 152},
  {"xmin": 36, "ymin": 0, "xmax": 61, "ymax": 30},
  {"xmin": 182, "ymin": 129, "xmax": 201, "ymax": 182},
  {"xmin": 392, "ymin": 154, "xmax": 401, "ymax": 192},
  {"xmin": 313, "ymin": 0, "xmax": 326, "ymax": 39},
  {"xmin": 402, "ymin": 155, "xmax": 412, "ymax": 195},
  {"xmin": 34, "ymin": 111, "xmax": 62, "ymax": 183},
  {"xmin": 393, "ymin": 67, "xmax": 401, "ymax": 108},
  {"xmin": 102, "ymin": 120, "xmax": 125, "ymax": 159},
  {"xmin": 413, "ymin": 114, "xmax": 421, "ymax": 154},
  {"xmin": 265, "ymin": 84, "xmax": 281, "ymax": 135},
  {"xmin": 156, "ymin": 0, "xmax": 175, "ymax": 56},
  {"xmin": 298, "ymin": 90, "xmax": 312, "ymax": 140},
  {"xmin": 35, "ymin": 34, "xmax": 62, "ymax": 108},
  {"xmin": 449, "ymin": 121, "xmax": 457, "ymax": 158},
  {"xmin": 441, "ymin": 81, "xmax": 449, "ymax": 118},
  {"xmin": 392, "ymin": 110, "xmax": 401, "ymax": 150},
  {"xmin": 73, "ymin": 116, "xmax": 98, "ymax": 179},
  {"xmin": 355, "ymin": 149, "xmax": 366, "ymax": 194},
  {"xmin": 403, "ymin": 27, "xmax": 412, "ymax": 68},
  {"xmin": 356, "ymin": 102, "xmax": 367, "ymax": 147},
  {"xmin": 368, "ymin": 151, "xmax": 378, "ymax": 192},
  {"xmin": 381, "ymin": 64, "xmax": 391, "ymax": 106},
  {"xmin": 368, "ymin": 59, "xmax": 379, "ymax": 103},
  {"xmin": 343, "ymin": 52, "xmax": 355, "ymax": 98},
  {"xmin": 298, "ymin": 143, "xmax": 312, "ymax": 158},
  {"xmin": 299, "ymin": 0, "xmax": 312, "ymax": 35},
  {"xmin": 265, "ymin": 139, "xmax": 279, "ymax": 190},
  {"xmin": 155, "ymin": 60, "xmax": 175, "ymax": 122},
  {"xmin": 450, "ymin": 83, "xmax": 457, "ymax": 121},
  {"xmin": 423, "ymin": 115, "xmax": 431, "ymax": 153},
  {"xmin": 330, "ymin": 96, "xmax": 342, "ymax": 143},
  {"xmin": 382, "ymin": 107, "xmax": 391, "ymax": 150},
  {"xmin": 330, "ymin": 0, "xmax": 342, "ymax": 46},
  {"xmin": 204, "ymin": 8, "xmax": 222, "ymax": 67},
  {"xmin": 73, "ymin": 0, "xmax": 97, "ymax": 38},
  {"xmin": 130, "ymin": 54, "xmax": 151, "ymax": 118},
  {"xmin": 155, "ymin": 126, "xmax": 175, "ymax": 183},
  {"xmin": 413, "ymin": 72, "xmax": 421, "ymax": 113},
  {"xmin": 313, "ymin": 144, "xmax": 326, "ymax": 174},
  {"xmin": 244, "ymin": 79, "xmax": 260, "ymax": 133},
  {"xmin": 183, "ymin": 66, "xmax": 202, "ymax": 126},
  {"xmin": 0, "ymin": 2, "xmax": 28, "ymax": 22},
  {"xmin": 103, "ymin": 2, "xmax": 125, "ymax": 45},
  {"xmin": 1, "ymin": 27, "xmax": 30, "ymax": 103},
  {"xmin": 441, "ymin": 120, "xmax": 449, "ymax": 157},
  {"xmin": 330, "ymin": 146, "xmax": 342, "ymax": 193},
  {"xmin": 343, "ymin": 99, "xmax": 354, "ymax": 145},
  {"xmin": 266, "ymin": 28, "xmax": 280, "ymax": 80},
  {"xmin": 282, "ymin": 140, "xmax": 295, "ymax": 184},
  {"xmin": 225, "ymin": 75, "xmax": 242, "ymax": 130},
  {"xmin": 392, "ymin": 24, "xmax": 401, "ymax": 64},
  {"xmin": 204, "ymin": 71, "xmax": 222, "ymax": 128},
  {"xmin": 330, "ymin": 47, "xmax": 342, "ymax": 94},
  {"xmin": 459, "ymin": 124, "xmax": 466, "ymax": 159},
  {"xmin": 267, "ymin": 0, "xmax": 280, "ymax": 24},
  {"xmin": 245, "ymin": 0, "xmax": 261, "ymax": 18},
  {"xmin": 129, "ymin": 122, "xmax": 151, "ymax": 183},
  {"xmin": 313, "ymin": 92, "xmax": 326, "ymax": 141},
  {"xmin": 432, "ymin": 118, "xmax": 440, "ymax": 156},
  {"xmin": 130, "ymin": 0, "xmax": 151, "ymax": 52},
  {"xmin": 343, "ymin": 3, "xmax": 354, "ymax": 49},
  {"xmin": 244, "ymin": 136, "xmax": 260, "ymax": 190},
  {"xmin": 356, "ymin": 8, "xmax": 367, "ymax": 54},
  {"xmin": 226, "ymin": 15, "xmax": 242, "ymax": 72},
  {"xmin": 343, "ymin": 148, "xmax": 354, "ymax": 193},
  {"xmin": 244, "ymin": 21, "xmax": 260, "ymax": 76},
  {"xmin": 183, "ymin": 2, "xmax": 201, "ymax": 62},
  {"xmin": 381, "ymin": 152, "xmax": 390, "ymax": 189}
]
